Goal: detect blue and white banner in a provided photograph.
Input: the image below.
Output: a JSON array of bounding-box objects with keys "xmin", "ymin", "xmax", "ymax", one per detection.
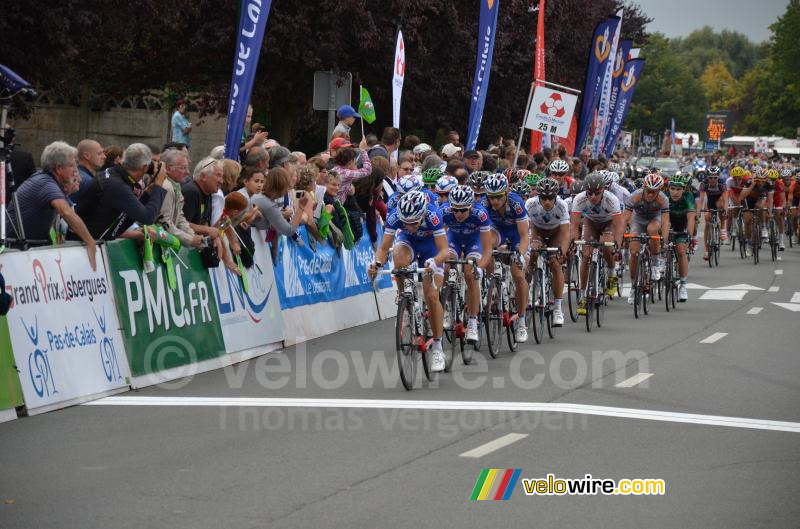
[
  {"xmin": 574, "ymin": 16, "xmax": 620, "ymax": 156},
  {"xmin": 591, "ymin": 10, "xmax": 623, "ymax": 157},
  {"xmin": 223, "ymin": 0, "xmax": 273, "ymax": 159},
  {"xmin": 671, "ymin": 117, "xmax": 676, "ymax": 155},
  {"xmin": 603, "ymin": 59, "xmax": 645, "ymax": 157},
  {"xmin": 604, "ymin": 40, "xmax": 632, "ymax": 132},
  {"xmin": 274, "ymin": 223, "xmax": 392, "ymax": 309},
  {"xmin": 466, "ymin": 0, "xmax": 500, "ymax": 151}
]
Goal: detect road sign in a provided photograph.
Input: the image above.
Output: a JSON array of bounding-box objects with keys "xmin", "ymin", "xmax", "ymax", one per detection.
[
  {"xmin": 312, "ymin": 71, "xmax": 352, "ymax": 111},
  {"xmin": 524, "ymin": 86, "xmax": 578, "ymax": 138}
]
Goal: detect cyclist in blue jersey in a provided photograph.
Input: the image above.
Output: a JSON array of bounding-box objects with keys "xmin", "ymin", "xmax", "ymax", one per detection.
[
  {"xmin": 484, "ymin": 173, "xmax": 530, "ymax": 343},
  {"xmin": 441, "ymin": 185, "xmax": 493, "ymax": 342},
  {"xmin": 386, "ymin": 174, "xmax": 438, "ymax": 212},
  {"xmin": 434, "ymin": 175, "xmax": 458, "ymax": 206},
  {"xmin": 369, "ymin": 191, "xmax": 450, "ymax": 372}
]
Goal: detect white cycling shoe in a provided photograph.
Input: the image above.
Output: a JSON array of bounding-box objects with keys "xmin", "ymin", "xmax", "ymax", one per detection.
[
  {"xmin": 515, "ymin": 324, "xmax": 528, "ymax": 343},
  {"xmin": 430, "ymin": 344, "xmax": 446, "ymax": 372},
  {"xmin": 552, "ymin": 308, "xmax": 564, "ymax": 327},
  {"xmin": 466, "ymin": 319, "xmax": 479, "ymax": 343}
]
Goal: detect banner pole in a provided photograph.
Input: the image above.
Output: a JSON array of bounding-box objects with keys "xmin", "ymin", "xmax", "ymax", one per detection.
[
  {"xmin": 514, "ymin": 82, "xmax": 536, "ymax": 169},
  {"xmin": 359, "ymin": 84, "xmax": 365, "ymax": 141}
]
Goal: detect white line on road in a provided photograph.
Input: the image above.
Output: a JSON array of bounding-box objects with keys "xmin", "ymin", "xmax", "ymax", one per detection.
[
  {"xmin": 85, "ymin": 397, "xmax": 800, "ymax": 434},
  {"xmin": 615, "ymin": 372, "xmax": 654, "ymax": 388},
  {"xmin": 459, "ymin": 433, "xmax": 529, "ymax": 458},
  {"xmin": 700, "ymin": 332, "xmax": 728, "ymax": 344},
  {"xmin": 699, "ymin": 290, "xmax": 747, "ymax": 301},
  {"xmin": 775, "ymin": 269, "xmax": 784, "ymax": 275},
  {"xmin": 791, "ymin": 292, "xmax": 800, "ymax": 303},
  {"xmin": 772, "ymin": 302, "xmax": 800, "ymax": 313},
  {"xmin": 746, "ymin": 307, "xmax": 763, "ymax": 315},
  {"xmin": 768, "ymin": 286, "xmax": 780, "ymax": 293}
]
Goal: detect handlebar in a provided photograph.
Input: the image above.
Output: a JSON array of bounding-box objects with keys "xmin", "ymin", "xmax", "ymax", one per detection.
[
  {"xmin": 574, "ymin": 240, "xmax": 617, "ymax": 248},
  {"xmin": 623, "ymin": 234, "xmax": 661, "ymax": 241}
]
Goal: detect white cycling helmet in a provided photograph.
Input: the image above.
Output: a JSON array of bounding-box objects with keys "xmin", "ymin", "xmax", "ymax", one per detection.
[
  {"xmin": 435, "ymin": 175, "xmax": 458, "ymax": 195},
  {"xmin": 484, "ymin": 173, "xmax": 509, "ymax": 194},
  {"xmin": 448, "ymin": 185, "xmax": 475, "ymax": 208},
  {"xmin": 397, "ymin": 174, "xmax": 423, "ymax": 194},
  {"xmin": 397, "ymin": 190, "xmax": 428, "ymax": 223},
  {"xmin": 548, "ymin": 159, "xmax": 570, "ymax": 174}
]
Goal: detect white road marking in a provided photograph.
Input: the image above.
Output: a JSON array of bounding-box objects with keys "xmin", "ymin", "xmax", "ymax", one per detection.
[
  {"xmin": 716, "ymin": 284, "xmax": 764, "ymax": 291},
  {"xmin": 700, "ymin": 332, "xmax": 728, "ymax": 344},
  {"xmin": 768, "ymin": 286, "xmax": 780, "ymax": 293},
  {"xmin": 699, "ymin": 290, "xmax": 747, "ymax": 301},
  {"xmin": 615, "ymin": 372, "xmax": 653, "ymax": 388},
  {"xmin": 746, "ymin": 307, "xmax": 763, "ymax": 315},
  {"xmin": 685, "ymin": 283, "xmax": 710, "ymax": 290},
  {"xmin": 85, "ymin": 396, "xmax": 800, "ymax": 434},
  {"xmin": 775, "ymin": 269, "xmax": 784, "ymax": 275},
  {"xmin": 772, "ymin": 302, "xmax": 800, "ymax": 313},
  {"xmin": 459, "ymin": 433, "xmax": 529, "ymax": 458},
  {"xmin": 791, "ymin": 292, "xmax": 800, "ymax": 303}
]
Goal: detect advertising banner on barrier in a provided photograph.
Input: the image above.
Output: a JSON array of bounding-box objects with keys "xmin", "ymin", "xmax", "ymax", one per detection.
[
  {"xmin": 105, "ymin": 240, "xmax": 225, "ymax": 377},
  {"xmin": 1, "ymin": 247, "xmax": 130, "ymax": 413},
  {"xmin": 0, "ymin": 316, "xmax": 24, "ymax": 420},
  {"xmin": 210, "ymin": 228, "xmax": 284, "ymax": 353},
  {"xmin": 274, "ymin": 224, "xmax": 391, "ymax": 309}
]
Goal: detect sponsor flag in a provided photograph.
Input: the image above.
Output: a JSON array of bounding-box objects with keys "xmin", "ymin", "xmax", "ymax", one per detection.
[
  {"xmin": 530, "ymin": 0, "xmax": 547, "ymax": 153},
  {"xmin": 605, "ymin": 40, "xmax": 632, "ymax": 130},
  {"xmin": 223, "ymin": 0, "xmax": 273, "ymax": 159},
  {"xmin": 392, "ymin": 29, "xmax": 405, "ymax": 129},
  {"xmin": 466, "ymin": 0, "xmax": 500, "ymax": 151},
  {"xmin": 591, "ymin": 9, "xmax": 623, "ymax": 157},
  {"xmin": 603, "ymin": 58, "xmax": 645, "ymax": 157},
  {"xmin": 358, "ymin": 86, "xmax": 376, "ymax": 124}
]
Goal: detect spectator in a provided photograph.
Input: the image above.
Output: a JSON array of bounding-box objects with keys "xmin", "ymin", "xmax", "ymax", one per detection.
[
  {"xmin": 251, "ymin": 167, "xmax": 309, "ymax": 242},
  {"xmin": 71, "ymin": 139, "xmax": 105, "ymax": 203},
  {"xmin": 156, "ymin": 148, "xmax": 203, "ymax": 249},
  {"xmin": 162, "ymin": 141, "xmax": 189, "ymax": 153},
  {"xmin": 10, "ymin": 141, "xmax": 97, "ymax": 268},
  {"xmin": 295, "ymin": 167, "xmax": 325, "ymax": 246},
  {"xmin": 171, "ymin": 99, "xmax": 192, "ymax": 148},
  {"xmin": 483, "ymin": 153, "xmax": 498, "ymax": 173},
  {"xmin": 209, "ymin": 145, "xmax": 226, "ymax": 160},
  {"xmin": 572, "ymin": 157, "xmax": 587, "ymax": 180},
  {"xmin": 441, "ymin": 143, "xmax": 462, "ymax": 161},
  {"xmin": 587, "ymin": 158, "xmax": 602, "ymax": 172},
  {"xmin": 463, "ymin": 150, "xmax": 482, "ymax": 174},
  {"xmin": 542, "ymin": 147, "xmax": 553, "ymax": 162},
  {"xmin": 354, "ymin": 166, "xmax": 386, "ymax": 246},
  {"xmin": 308, "ymin": 155, "xmax": 330, "ymax": 185},
  {"xmin": 221, "ymin": 159, "xmax": 242, "ymax": 194},
  {"xmin": 397, "ymin": 150, "xmax": 414, "ymax": 166},
  {"xmin": 102, "ymin": 145, "xmax": 123, "ymax": 170},
  {"xmin": 515, "ymin": 153, "xmax": 529, "ymax": 170},
  {"xmin": 365, "ymin": 134, "xmax": 379, "ymax": 148},
  {"xmin": 453, "ymin": 166, "xmax": 469, "ymax": 185},
  {"xmin": 292, "ymin": 151, "xmax": 307, "ymax": 166},
  {"xmin": 76, "ymin": 143, "xmax": 167, "ymax": 242},
  {"xmin": 332, "ymin": 104, "xmax": 361, "ymax": 138},
  {"xmin": 328, "ymin": 137, "xmax": 353, "ymax": 159},
  {"xmin": 368, "ymin": 127, "xmax": 402, "ymax": 161},
  {"xmin": 321, "ymin": 171, "xmax": 348, "ymax": 247},
  {"xmin": 447, "ymin": 130, "xmax": 462, "ymax": 148},
  {"xmin": 236, "ymin": 166, "xmax": 265, "ymax": 200},
  {"xmin": 332, "ymin": 139, "xmax": 372, "ymax": 202},
  {"xmin": 421, "ymin": 154, "xmax": 443, "ymax": 172},
  {"xmin": 402, "ymin": 134, "xmax": 421, "ymax": 151},
  {"xmin": 244, "ymin": 145, "xmax": 270, "ymax": 172},
  {"xmin": 240, "ymin": 121, "xmax": 268, "ymax": 156},
  {"xmin": 557, "ymin": 145, "xmax": 568, "ymax": 160},
  {"xmin": 579, "ymin": 147, "xmax": 592, "ymax": 165},
  {"xmin": 533, "ymin": 152, "xmax": 547, "ymax": 172},
  {"xmin": 0, "ymin": 272, "xmax": 11, "ymax": 316},
  {"xmin": 398, "ymin": 157, "xmax": 414, "ymax": 179}
]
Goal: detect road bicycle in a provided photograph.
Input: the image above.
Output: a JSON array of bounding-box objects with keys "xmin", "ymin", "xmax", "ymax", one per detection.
[
  {"xmin": 729, "ymin": 205, "xmax": 746, "ymax": 258},
  {"xmin": 528, "ymin": 246, "xmax": 561, "ymax": 344},
  {"xmin": 701, "ymin": 209, "xmax": 721, "ymax": 267},
  {"xmin": 663, "ymin": 231, "xmax": 689, "ymax": 312},
  {"xmin": 484, "ymin": 248, "xmax": 523, "ymax": 357},
  {"xmin": 765, "ymin": 208, "xmax": 778, "ymax": 262},
  {"xmin": 574, "ymin": 240, "xmax": 615, "ymax": 332},
  {"xmin": 565, "ymin": 244, "xmax": 582, "ymax": 322},
  {"xmin": 624, "ymin": 233, "xmax": 661, "ymax": 319},
  {"xmin": 441, "ymin": 258, "xmax": 479, "ymax": 370}
]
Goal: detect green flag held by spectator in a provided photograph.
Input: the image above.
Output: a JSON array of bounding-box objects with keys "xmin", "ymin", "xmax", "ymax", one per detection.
[{"xmin": 358, "ymin": 86, "xmax": 376, "ymax": 124}]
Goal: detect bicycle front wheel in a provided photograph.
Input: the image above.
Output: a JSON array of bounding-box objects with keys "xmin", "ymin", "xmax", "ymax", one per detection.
[
  {"xmin": 567, "ymin": 256, "xmax": 580, "ymax": 322},
  {"xmin": 395, "ymin": 298, "xmax": 417, "ymax": 391},
  {"xmin": 484, "ymin": 279, "xmax": 503, "ymax": 359},
  {"xmin": 442, "ymin": 286, "xmax": 457, "ymax": 373},
  {"xmin": 585, "ymin": 262, "xmax": 596, "ymax": 332},
  {"xmin": 531, "ymin": 269, "xmax": 545, "ymax": 344}
]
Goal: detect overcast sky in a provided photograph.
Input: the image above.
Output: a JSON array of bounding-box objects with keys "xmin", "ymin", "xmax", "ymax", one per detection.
[{"xmin": 633, "ymin": 0, "xmax": 789, "ymax": 43}]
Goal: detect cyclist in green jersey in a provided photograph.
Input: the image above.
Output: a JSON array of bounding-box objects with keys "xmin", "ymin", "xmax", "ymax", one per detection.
[{"xmin": 667, "ymin": 174, "xmax": 696, "ymax": 302}]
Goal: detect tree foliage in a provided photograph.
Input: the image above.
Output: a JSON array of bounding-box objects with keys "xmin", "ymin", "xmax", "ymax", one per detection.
[
  {"xmin": 699, "ymin": 61, "xmax": 737, "ymax": 112},
  {"xmin": 670, "ymin": 26, "xmax": 768, "ymax": 79}
]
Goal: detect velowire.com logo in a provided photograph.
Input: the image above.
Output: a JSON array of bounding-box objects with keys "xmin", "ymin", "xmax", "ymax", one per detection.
[{"xmin": 469, "ymin": 469, "xmax": 522, "ymax": 501}]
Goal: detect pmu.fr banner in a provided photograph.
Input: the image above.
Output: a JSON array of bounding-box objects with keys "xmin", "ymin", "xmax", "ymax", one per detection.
[
  {"xmin": 603, "ymin": 58, "xmax": 645, "ymax": 157},
  {"xmin": 105, "ymin": 240, "xmax": 226, "ymax": 378},
  {"xmin": 574, "ymin": 15, "xmax": 620, "ymax": 155},
  {"xmin": 1, "ymin": 246, "xmax": 130, "ymax": 413},
  {"xmin": 223, "ymin": 0, "xmax": 273, "ymax": 159},
  {"xmin": 466, "ymin": 0, "xmax": 500, "ymax": 151},
  {"xmin": 274, "ymin": 223, "xmax": 392, "ymax": 309},
  {"xmin": 210, "ymin": 228, "xmax": 284, "ymax": 353}
]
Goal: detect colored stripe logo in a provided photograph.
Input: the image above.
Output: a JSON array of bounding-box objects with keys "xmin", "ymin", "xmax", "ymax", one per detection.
[{"xmin": 469, "ymin": 469, "xmax": 522, "ymax": 500}]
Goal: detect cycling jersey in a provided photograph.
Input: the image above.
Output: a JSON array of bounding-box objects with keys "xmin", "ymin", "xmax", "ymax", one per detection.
[
  {"xmin": 385, "ymin": 202, "xmax": 446, "ymax": 271},
  {"xmin": 727, "ymin": 177, "xmax": 751, "ymax": 198},
  {"xmin": 441, "ymin": 202, "xmax": 492, "ymax": 259},
  {"xmin": 571, "ymin": 191, "xmax": 621, "ymax": 223},
  {"xmin": 557, "ymin": 177, "xmax": 573, "ymax": 200},
  {"xmin": 609, "ymin": 182, "xmax": 630, "ymax": 210},
  {"xmin": 487, "ymin": 192, "xmax": 528, "ymax": 247},
  {"xmin": 625, "ymin": 189, "xmax": 670, "ymax": 220},
  {"xmin": 700, "ymin": 179, "xmax": 726, "ymax": 197},
  {"xmin": 668, "ymin": 191, "xmax": 695, "ymax": 224},
  {"xmin": 526, "ymin": 196, "xmax": 570, "ymax": 231}
]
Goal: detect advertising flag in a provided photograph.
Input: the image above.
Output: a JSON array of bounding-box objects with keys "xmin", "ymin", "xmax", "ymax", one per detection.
[
  {"xmin": 603, "ymin": 58, "xmax": 645, "ymax": 157},
  {"xmin": 605, "ymin": 40, "xmax": 632, "ymax": 128},
  {"xmin": 591, "ymin": 9, "xmax": 623, "ymax": 157},
  {"xmin": 530, "ymin": 0, "xmax": 547, "ymax": 153},
  {"xmin": 392, "ymin": 29, "xmax": 405, "ymax": 129},
  {"xmin": 466, "ymin": 0, "xmax": 500, "ymax": 151},
  {"xmin": 358, "ymin": 86, "xmax": 376, "ymax": 124}
]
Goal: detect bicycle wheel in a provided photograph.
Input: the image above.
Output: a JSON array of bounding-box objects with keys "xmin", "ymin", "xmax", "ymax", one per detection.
[
  {"xmin": 545, "ymin": 272, "xmax": 556, "ymax": 339},
  {"xmin": 664, "ymin": 250, "xmax": 673, "ymax": 312},
  {"xmin": 752, "ymin": 224, "xmax": 760, "ymax": 265},
  {"xmin": 531, "ymin": 268, "xmax": 545, "ymax": 344},
  {"xmin": 641, "ymin": 258, "xmax": 650, "ymax": 316},
  {"xmin": 585, "ymin": 262, "xmax": 596, "ymax": 332},
  {"xmin": 769, "ymin": 220, "xmax": 777, "ymax": 262},
  {"xmin": 596, "ymin": 289, "xmax": 605, "ymax": 328},
  {"xmin": 395, "ymin": 298, "xmax": 417, "ymax": 391},
  {"xmin": 421, "ymin": 303, "xmax": 433, "ymax": 381},
  {"xmin": 506, "ymin": 287, "xmax": 519, "ymax": 353},
  {"xmin": 460, "ymin": 305, "xmax": 474, "ymax": 366},
  {"xmin": 442, "ymin": 286, "xmax": 457, "ymax": 373},
  {"xmin": 567, "ymin": 256, "xmax": 580, "ymax": 322},
  {"xmin": 484, "ymin": 279, "xmax": 503, "ymax": 359}
]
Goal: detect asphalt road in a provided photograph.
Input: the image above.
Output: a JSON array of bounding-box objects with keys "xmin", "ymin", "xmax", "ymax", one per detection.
[{"xmin": 2, "ymin": 239, "xmax": 799, "ymax": 529}]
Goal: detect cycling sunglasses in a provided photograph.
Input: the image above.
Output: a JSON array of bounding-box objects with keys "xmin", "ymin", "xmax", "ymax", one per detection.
[
  {"xmin": 452, "ymin": 207, "xmax": 471, "ymax": 213},
  {"xmin": 586, "ymin": 190, "xmax": 603, "ymax": 197},
  {"xmin": 539, "ymin": 195, "xmax": 556, "ymax": 201}
]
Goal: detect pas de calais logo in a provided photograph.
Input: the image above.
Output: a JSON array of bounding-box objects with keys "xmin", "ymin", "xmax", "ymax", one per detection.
[
  {"xmin": 613, "ymin": 48, "xmax": 625, "ymax": 77},
  {"xmin": 621, "ymin": 64, "xmax": 637, "ymax": 92},
  {"xmin": 594, "ymin": 27, "xmax": 611, "ymax": 62},
  {"xmin": 486, "ymin": 0, "xmax": 495, "ymax": 10},
  {"xmin": 22, "ymin": 316, "xmax": 58, "ymax": 398},
  {"xmin": 94, "ymin": 306, "xmax": 123, "ymax": 382},
  {"xmin": 470, "ymin": 469, "xmax": 522, "ymax": 501},
  {"xmin": 540, "ymin": 93, "xmax": 566, "ymax": 118}
]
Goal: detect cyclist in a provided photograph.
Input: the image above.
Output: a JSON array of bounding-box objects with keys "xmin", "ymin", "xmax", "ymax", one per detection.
[
  {"xmin": 789, "ymin": 170, "xmax": 800, "ymax": 238},
  {"xmin": 726, "ymin": 165, "xmax": 749, "ymax": 238},
  {"xmin": 441, "ymin": 185, "xmax": 493, "ymax": 342},
  {"xmin": 565, "ymin": 179, "xmax": 585, "ymax": 212},
  {"xmin": 767, "ymin": 169, "xmax": 786, "ymax": 250},
  {"xmin": 740, "ymin": 167, "xmax": 774, "ymax": 244},
  {"xmin": 369, "ymin": 191, "xmax": 450, "ymax": 372},
  {"xmin": 484, "ymin": 173, "xmax": 530, "ymax": 342},
  {"xmin": 547, "ymin": 159, "xmax": 573, "ymax": 200},
  {"xmin": 512, "ymin": 180, "xmax": 532, "ymax": 201},
  {"xmin": 667, "ymin": 173, "xmax": 696, "ymax": 302},
  {"xmin": 623, "ymin": 172, "xmax": 670, "ymax": 304},
  {"xmin": 526, "ymin": 178, "xmax": 570, "ymax": 326},
  {"xmin": 602, "ymin": 170, "xmax": 630, "ymax": 212},
  {"xmin": 434, "ymin": 175, "xmax": 458, "ymax": 206},
  {"xmin": 570, "ymin": 172, "xmax": 624, "ymax": 314},
  {"xmin": 699, "ymin": 166, "xmax": 728, "ymax": 260},
  {"xmin": 386, "ymin": 173, "xmax": 438, "ymax": 211},
  {"xmin": 468, "ymin": 170, "xmax": 492, "ymax": 204}
]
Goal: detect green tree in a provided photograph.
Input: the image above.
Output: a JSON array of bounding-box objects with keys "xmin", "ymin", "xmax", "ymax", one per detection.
[
  {"xmin": 699, "ymin": 61, "xmax": 737, "ymax": 111},
  {"xmin": 625, "ymin": 33, "xmax": 707, "ymax": 134}
]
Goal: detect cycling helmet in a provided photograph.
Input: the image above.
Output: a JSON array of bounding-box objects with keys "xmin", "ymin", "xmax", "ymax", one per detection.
[
  {"xmin": 512, "ymin": 180, "xmax": 531, "ymax": 197},
  {"xmin": 525, "ymin": 172, "xmax": 543, "ymax": 187},
  {"xmin": 670, "ymin": 173, "xmax": 688, "ymax": 187},
  {"xmin": 607, "ymin": 162, "xmax": 622, "ymax": 173},
  {"xmin": 752, "ymin": 166, "xmax": 766, "ymax": 180},
  {"xmin": 766, "ymin": 169, "xmax": 780, "ymax": 181},
  {"xmin": 537, "ymin": 177, "xmax": 560, "ymax": 198},
  {"xmin": 397, "ymin": 190, "xmax": 428, "ymax": 223},
  {"xmin": 484, "ymin": 173, "xmax": 509, "ymax": 195},
  {"xmin": 435, "ymin": 175, "xmax": 458, "ymax": 194},
  {"xmin": 584, "ymin": 172, "xmax": 605, "ymax": 193},
  {"xmin": 548, "ymin": 159, "xmax": 570, "ymax": 175},
  {"xmin": 780, "ymin": 168, "xmax": 792, "ymax": 179},
  {"xmin": 397, "ymin": 174, "xmax": 423, "ymax": 194},
  {"xmin": 708, "ymin": 165, "xmax": 721, "ymax": 176},
  {"xmin": 643, "ymin": 172, "xmax": 664, "ymax": 191},
  {"xmin": 600, "ymin": 170, "xmax": 614, "ymax": 189},
  {"xmin": 422, "ymin": 167, "xmax": 443, "ymax": 187},
  {"xmin": 570, "ymin": 180, "xmax": 586, "ymax": 195},
  {"xmin": 609, "ymin": 171, "xmax": 620, "ymax": 184},
  {"xmin": 448, "ymin": 185, "xmax": 475, "ymax": 208}
]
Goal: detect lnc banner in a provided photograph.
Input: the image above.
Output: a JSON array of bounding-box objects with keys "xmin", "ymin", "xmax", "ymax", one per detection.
[
  {"xmin": 574, "ymin": 16, "xmax": 620, "ymax": 155},
  {"xmin": 466, "ymin": 0, "xmax": 500, "ymax": 151},
  {"xmin": 274, "ymin": 223, "xmax": 392, "ymax": 309},
  {"xmin": 603, "ymin": 58, "xmax": 645, "ymax": 157},
  {"xmin": 223, "ymin": 0, "xmax": 273, "ymax": 159}
]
